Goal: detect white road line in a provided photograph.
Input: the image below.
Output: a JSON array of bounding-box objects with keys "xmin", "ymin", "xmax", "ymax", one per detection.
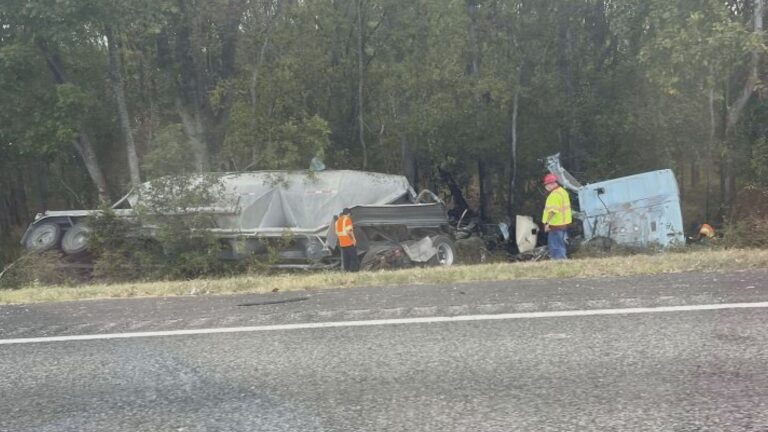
[{"xmin": 2, "ymin": 301, "xmax": 768, "ymax": 346}]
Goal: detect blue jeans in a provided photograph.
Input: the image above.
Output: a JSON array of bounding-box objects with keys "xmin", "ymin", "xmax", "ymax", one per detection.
[{"xmin": 548, "ymin": 229, "xmax": 567, "ymax": 260}]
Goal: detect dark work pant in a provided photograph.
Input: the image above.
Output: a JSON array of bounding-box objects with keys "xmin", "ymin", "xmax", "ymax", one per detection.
[
  {"xmin": 547, "ymin": 229, "xmax": 567, "ymax": 260},
  {"xmin": 341, "ymin": 246, "xmax": 359, "ymax": 272}
]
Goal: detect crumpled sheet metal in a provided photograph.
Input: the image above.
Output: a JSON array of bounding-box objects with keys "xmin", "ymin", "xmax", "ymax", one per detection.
[
  {"xmin": 400, "ymin": 236, "xmax": 437, "ymax": 262},
  {"xmin": 545, "ymin": 153, "xmax": 583, "ymax": 191},
  {"xmin": 578, "ymin": 169, "xmax": 685, "ymax": 248},
  {"xmin": 515, "ymin": 215, "xmax": 539, "ymax": 253}
]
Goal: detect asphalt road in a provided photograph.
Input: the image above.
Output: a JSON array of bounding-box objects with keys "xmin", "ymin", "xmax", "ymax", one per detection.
[{"xmin": 1, "ymin": 270, "xmax": 768, "ymax": 431}]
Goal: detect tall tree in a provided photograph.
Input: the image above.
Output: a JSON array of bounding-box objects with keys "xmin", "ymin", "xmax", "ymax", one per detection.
[{"xmin": 105, "ymin": 25, "xmax": 141, "ymax": 189}]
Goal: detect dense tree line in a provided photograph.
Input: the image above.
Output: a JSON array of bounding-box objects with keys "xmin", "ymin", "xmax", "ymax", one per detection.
[{"xmin": 1, "ymin": 0, "xmax": 767, "ymax": 268}]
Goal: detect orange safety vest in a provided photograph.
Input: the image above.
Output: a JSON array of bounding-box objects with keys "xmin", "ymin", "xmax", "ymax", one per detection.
[
  {"xmin": 699, "ymin": 223, "xmax": 715, "ymax": 239},
  {"xmin": 335, "ymin": 215, "xmax": 356, "ymax": 248}
]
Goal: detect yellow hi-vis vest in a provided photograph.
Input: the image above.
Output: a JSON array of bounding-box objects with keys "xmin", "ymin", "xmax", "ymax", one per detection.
[{"xmin": 542, "ymin": 186, "xmax": 572, "ymax": 227}]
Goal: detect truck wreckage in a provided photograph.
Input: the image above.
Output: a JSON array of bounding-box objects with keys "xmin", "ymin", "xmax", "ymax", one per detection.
[
  {"xmin": 19, "ymin": 155, "xmax": 685, "ymax": 270},
  {"xmin": 20, "ymin": 170, "xmax": 460, "ymax": 270},
  {"xmin": 545, "ymin": 154, "xmax": 685, "ymax": 249}
]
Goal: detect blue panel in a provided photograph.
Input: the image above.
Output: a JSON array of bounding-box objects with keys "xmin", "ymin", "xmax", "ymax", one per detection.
[{"xmin": 577, "ymin": 170, "xmax": 685, "ymax": 247}]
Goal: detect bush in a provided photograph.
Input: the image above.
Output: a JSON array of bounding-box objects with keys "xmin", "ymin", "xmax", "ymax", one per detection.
[
  {"xmin": 722, "ymin": 217, "xmax": 768, "ymax": 248},
  {"xmin": 723, "ymin": 185, "xmax": 768, "ymax": 248},
  {"xmin": 88, "ymin": 174, "xmax": 236, "ymax": 282},
  {"xmin": 0, "ymin": 251, "xmax": 86, "ymax": 289}
]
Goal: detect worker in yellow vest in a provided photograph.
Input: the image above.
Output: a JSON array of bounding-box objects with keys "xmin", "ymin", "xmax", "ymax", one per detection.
[
  {"xmin": 541, "ymin": 173, "xmax": 572, "ymax": 260},
  {"xmin": 335, "ymin": 208, "xmax": 359, "ymax": 272}
]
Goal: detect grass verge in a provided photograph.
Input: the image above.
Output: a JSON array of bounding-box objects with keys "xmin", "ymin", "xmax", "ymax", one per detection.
[{"xmin": 1, "ymin": 248, "xmax": 766, "ymax": 305}]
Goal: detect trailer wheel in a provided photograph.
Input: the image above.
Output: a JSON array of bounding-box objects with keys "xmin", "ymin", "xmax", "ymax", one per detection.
[
  {"xmin": 62, "ymin": 223, "xmax": 90, "ymax": 255},
  {"xmin": 429, "ymin": 235, "xmax": 456, "ymax": 266},
  {"xmin": 24, "ymin": 222, "xmax": 62, "ymax": 253}
]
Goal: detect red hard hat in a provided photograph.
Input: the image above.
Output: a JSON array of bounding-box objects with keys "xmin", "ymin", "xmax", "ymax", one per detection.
[{"xmin": 543, "ymin": 173, "xmax": 558, "ymax": 185}]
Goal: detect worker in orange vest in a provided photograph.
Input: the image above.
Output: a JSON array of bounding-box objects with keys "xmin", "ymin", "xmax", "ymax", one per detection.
[
  {"xmin": 689, "ymin": 222, "xmax": 716, "ymax": 243},
  {"xmin": 335, "ymin": 208, "xmax": 359, "ymax": 272},
  {"xmin": 698, "ymin": 223, "xmax": 716, "ymax": 239}
]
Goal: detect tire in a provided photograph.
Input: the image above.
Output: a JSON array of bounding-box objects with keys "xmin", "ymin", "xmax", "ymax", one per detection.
[
  {"xmin": 24, "ymin": 222, "xmax": 62, "ymax": 253},
  {"xmin": 61, "ymin": 223, "xmax": 90, "ymax": 255},
  {"xmin": 429, "ymin": 235, "xmax": 456, "ymax": 266}
]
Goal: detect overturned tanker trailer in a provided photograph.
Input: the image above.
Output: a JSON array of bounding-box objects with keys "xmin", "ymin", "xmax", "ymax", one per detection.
[{"xmin": 20, "ymin": 170, "xmax": 457, "ymax": 269}]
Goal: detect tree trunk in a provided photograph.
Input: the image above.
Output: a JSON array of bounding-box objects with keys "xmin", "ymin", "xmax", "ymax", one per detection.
[
  {"xmin": 250, "ymin": 1, "xmax": 282, "ymax": 108},
  {"xmin": 72, "ymin": 135, "xmax": 110, "ymax": 203},
  {"xmin": 391, "ymin": 92, "xmax": 416, "ymax": 185},
  {"xmin": 35, "ymin": 162, "xmax": 49, "ymax": 211},
  {"xmin": 722, "ymin": 0, "xmax": 763, "ymax": 214},
  {"xmin": 39, "ymin": 44, "xmax": 110, "ymax": 204},
  {"xmin": 467, "ymin": 0, "xmax": 487, "ymax": 219},
  {"xmin": 1, "ymin": 167, "xmax": 30, "ymax": 231},
  {"xmin": 466, "ymin": 0, "xmax": 480, "ymax": 76},
  {"xmin": 105, "ymin": 25, "xmax": 141, "ymax": 190},
  {"xmin": 13, "ymin": 167, "xmax": 29, "ymax": 225},
  {"xmin": 557, "ymin": 8, "xmax": 581, "ymax": 171},
  {"xmin": 173, "ymin": 0, "xmax": 217, "ymax": 171},
  {"xmin": 677, "ymin": 154, "xmax": 685, "ymax": 202},
  {"xmin": 356, "ymin": 0, "xmax": 368, "ymax": 169},
  {"xmin": 690, "ymin": 158, "xmax": 699, "ymax": 187},
  {"xmin": 506, "ymin": 85, "xmax": 520, "ymax": 216},
  {"xmin": 400, "ymin": 133, "xmax": 416, "ymax": 185},
  {"xmin": 209, "ymin": 0, "xmax": 246, "ymax": 156},
  {"xmin": 176, "ymin": 97, "xmax": 210, "ymax": 172},
  {"xmin": 478, "ymin": 159, "xmax": 490, "ymax": 220},
  {"xmin": 706, "ymin": 87, "xmax": 716, "ymax": 221},
  {"xmin": 250, "ymin": 37, "xmax": 271, "ymax": 108}
]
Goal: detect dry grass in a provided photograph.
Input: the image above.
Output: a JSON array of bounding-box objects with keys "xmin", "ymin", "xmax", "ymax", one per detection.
[{"xmin": 1, "ymin": 248, "xmax": 767, "ymax": 305}]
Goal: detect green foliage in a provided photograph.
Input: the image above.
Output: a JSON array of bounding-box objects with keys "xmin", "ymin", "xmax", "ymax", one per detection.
[
  {"xmin": 142, "ymin": 124, "xmax": 197, "ymax": 178},
  {"xmin": 723, "ymin": 218, "xmax": 768, "ymax": 248},
  {"xmin": 751, "ymin": 138, "xmax": 768, "ymax": 186},
  {"xmin": 222, "ymin": 108, "xmax": 331, "ymax": 170},
  {"xmin": 87, "ymin": 210, "xmax": 153, "ymax": 282},
  {"xmin": 53, "ymin": 84, "xmax": 92, "ymax": 142},
  {"xmin": 0, "ymin": 252, "xmax": 86, "ymax": 289},
  {"xmin": 88, "ymin": 175, "xmax": 232, "ymax": 281},
  {"xmin": 722, "ymin": 185, "xmax": 768, "ymax": 248}
]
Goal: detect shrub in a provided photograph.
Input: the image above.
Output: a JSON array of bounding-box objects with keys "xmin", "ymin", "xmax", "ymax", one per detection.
[
  {"xmin": 88, "ymin": 174, "xmax": 234, "ymax": 282},
  {"xmin": 0, "ymin": 251, "xmax": 85, "ymax": 289},
  {"xmin": 723, "ymin": 185, "xmax": 768, "ymax": 248},
  {"xmin": 722, "ymin": 217, "xmax": 768, "ymax": 248}
]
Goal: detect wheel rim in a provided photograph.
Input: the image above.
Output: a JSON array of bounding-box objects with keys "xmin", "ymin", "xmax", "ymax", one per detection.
[
  {"xmin": 29, "ymin": 225, "xmax": 59, "ymax": 250},
  {"xmin": 63, "ymin": 225, "xmax": 90, "ymax": 254},
  {"xmin": 436, "ymin": 243, "xmax": 454, "ymax": 266}
]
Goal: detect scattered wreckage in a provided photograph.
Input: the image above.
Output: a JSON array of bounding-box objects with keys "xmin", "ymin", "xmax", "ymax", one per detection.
[
  {"xmin": 440, "ymin": 153, "xmax": 687, "ymax": 260},
  {"xmin": 19, "ymin": 155, "xmax": 686, "ymax": 270}
]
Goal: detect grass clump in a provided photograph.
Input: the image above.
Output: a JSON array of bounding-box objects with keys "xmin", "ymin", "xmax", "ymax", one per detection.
[{"xmin": 0, "ymin": 251, "xmax": 87, "ymax": 289}]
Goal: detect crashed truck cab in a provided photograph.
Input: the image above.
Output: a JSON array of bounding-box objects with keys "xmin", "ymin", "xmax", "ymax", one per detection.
[
  {"xmin": 545, "ymin": 154, "xmax": 685, "ymax": 248},
  {"xmin": 20, "ymin": 170, "xmax": 457, "ymax": 269}
]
